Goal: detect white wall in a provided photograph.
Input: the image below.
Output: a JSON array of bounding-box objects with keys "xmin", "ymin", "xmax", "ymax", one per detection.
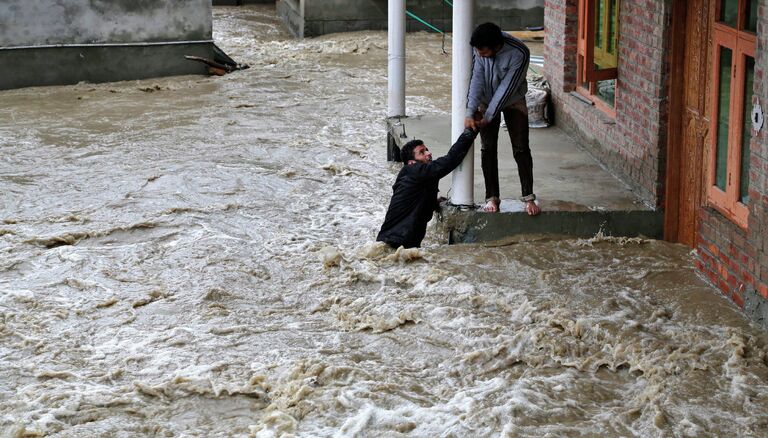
[{"xmin": 0, "ymin": 0, "xmax": 212, "ymax": 47}]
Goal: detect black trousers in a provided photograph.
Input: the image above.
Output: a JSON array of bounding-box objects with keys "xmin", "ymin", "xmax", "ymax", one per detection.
[{"xmin": 479, "ymin": 101, "xmax": 534, "ymax": 200}]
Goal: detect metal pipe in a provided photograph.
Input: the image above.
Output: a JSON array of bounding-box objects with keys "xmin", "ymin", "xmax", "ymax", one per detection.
[
  {"xmin": 450, "ymin": 0, "xmax": 475, "ymax": 207},
  {"xmin": 387, "ymin": 0, "xmax": 406, "ymax": 118},
  {"xmin": 406, "ymin": 11, "xmax": 444, "ymax": 34}
]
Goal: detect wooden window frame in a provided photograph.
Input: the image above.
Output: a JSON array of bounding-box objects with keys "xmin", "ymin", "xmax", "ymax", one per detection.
[
  {"xmin": 576, "ymin": 0, "xmax": 619, "ymax": 117},
  {"xmin": 707, "ymin": 0, "xmax": 756, "ymax": 229}
]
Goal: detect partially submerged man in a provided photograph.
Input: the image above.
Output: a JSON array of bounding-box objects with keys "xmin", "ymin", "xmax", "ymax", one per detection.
[
  {"xmin": 465, "ymin": 22, "xmax": 541, "ymax": 216},
  {"xmin": 377, "ymin": 128, "xmax": 479, "ymax": 249}
]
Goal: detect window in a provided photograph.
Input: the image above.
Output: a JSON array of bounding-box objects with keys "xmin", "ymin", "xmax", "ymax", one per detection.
[
  {"xmin": 577, "ymin": 0, "xmax": 619, "ymax": 114},
  {"xmin": 708, "ymin": 0, "xmax": 756, "ymax": 228}
]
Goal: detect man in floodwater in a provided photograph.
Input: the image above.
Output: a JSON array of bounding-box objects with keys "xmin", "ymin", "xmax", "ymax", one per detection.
[
  {"xmin": 464, "ymin": 22, "xmax": 541, "ymax": 216},
  {"xmin": 377, "ymin": 128, "xmax": 479, "ymax": 249}
]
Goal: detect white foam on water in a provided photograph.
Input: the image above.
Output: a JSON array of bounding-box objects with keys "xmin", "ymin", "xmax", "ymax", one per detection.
[{"xmin": 0, "ymin": 5, "xmax": 767, "ymax": 438}]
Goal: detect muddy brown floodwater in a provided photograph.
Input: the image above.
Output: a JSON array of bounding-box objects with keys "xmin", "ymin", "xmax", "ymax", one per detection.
[{"xmin": 1, "ymin": 5, "xmax": 767, "ymax": 438}]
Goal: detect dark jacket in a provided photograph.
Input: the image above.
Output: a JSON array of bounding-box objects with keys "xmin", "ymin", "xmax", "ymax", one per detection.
[{"xmin": 377, "ymin": 129, "xmax": 478, "ymax": 248}]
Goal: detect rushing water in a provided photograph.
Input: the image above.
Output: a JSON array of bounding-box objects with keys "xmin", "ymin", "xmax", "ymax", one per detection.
[{"xmin": 1, "ymin": 5, "xmax": 767, "ymax": 437}]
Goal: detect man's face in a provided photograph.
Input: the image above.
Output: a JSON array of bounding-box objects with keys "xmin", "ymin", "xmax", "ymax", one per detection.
[
  {"xmin": 412, "ymin": 144, "xmax": 432, "ymax": 164},
  {"xmin": 476, "ymin": 45, "xmax": 500, "ymax": 58}
]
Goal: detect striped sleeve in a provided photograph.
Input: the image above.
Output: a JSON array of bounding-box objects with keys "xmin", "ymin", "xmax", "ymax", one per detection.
[
  {"xmin": 465, "ymin": 51, "xmax": 485, "ymax": 118},
  {"xmin": 483, "ymin": 36, "xmax": 529, "ymax": 123}
]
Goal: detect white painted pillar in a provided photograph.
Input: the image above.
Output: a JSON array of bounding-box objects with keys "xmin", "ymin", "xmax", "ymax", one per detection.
[
  {"xmin": 387, "ymin": 0, "xmax": 406, "ymax": 118},
  {"xmin": 450, "ymin": 0, "xmax": 475, "ymax": 207}
]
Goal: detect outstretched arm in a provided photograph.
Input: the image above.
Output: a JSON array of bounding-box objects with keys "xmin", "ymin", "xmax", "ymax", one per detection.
[{"xmin": 411, "ymin": 129, "xmax": 479, "ymax": 180}]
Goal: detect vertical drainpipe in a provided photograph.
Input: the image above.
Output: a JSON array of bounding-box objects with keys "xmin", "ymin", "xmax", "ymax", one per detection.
[
  {"xmin": 450, "ymin": 0, "xmax": 475, "ymax": 207},
  {"xmin": 387, "ymin": 0, "xmax": 406, "ymax": 119}
]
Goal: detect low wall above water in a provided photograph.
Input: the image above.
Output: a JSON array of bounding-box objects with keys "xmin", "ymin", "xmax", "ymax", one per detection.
[
  {"xmin": 0, "ymin": 0, "xmax": 213, "ymax": 90},
  {"xmin": 213, "ymin": 0, "xmax": 274, "ymax": 4},
  {"xmin": 277, "ymin": 0, "xmax": 544, "ymax": 38}
]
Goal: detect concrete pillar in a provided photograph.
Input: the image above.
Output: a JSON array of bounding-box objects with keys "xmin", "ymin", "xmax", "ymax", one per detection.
[
  {"xmin": 387, "ymin": 0, "xmax": 406, "ymax": 118},
  {"xmin": 450, "ymin": 0, "xmax": 475, "ymax": 207}
]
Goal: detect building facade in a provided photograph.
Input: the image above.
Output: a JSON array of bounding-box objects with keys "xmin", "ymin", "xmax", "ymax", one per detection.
[
  {"xmin": 0, "ymin": 0, "xmax": 214, "ymax": 90},
  {"xmin": 545, "ymin": 0, "xmax": 768, "ymax": 326},
  {"xmin": 277, "ymin": 0, "xmax": 544, "ymax": 38}
]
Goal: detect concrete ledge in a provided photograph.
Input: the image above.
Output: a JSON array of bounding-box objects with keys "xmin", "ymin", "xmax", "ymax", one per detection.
[
  {"xmin": 0, "ymin": 43, "xmax": 212, "ymax": 90},
  {"xmin": 276, "ymin": 0, "xmax": 543, "ymax": 38},
  {"xmin": 277, "ymin": 0, "xmax": 304, "ymax": 38},
  {"xmin": 744, "ymin": 287, "xmax": 768, "ymax": 331},
  {"xmin": 386, "ymin": 116, "xmax": 408, "ymax": 161},
  {"xmin": 443, "ymin": 206, "xmax": 664, "ymax": 244},
  {"xmin": 213, "ymin": 0, "xmax": 274, "ymax": 4}
]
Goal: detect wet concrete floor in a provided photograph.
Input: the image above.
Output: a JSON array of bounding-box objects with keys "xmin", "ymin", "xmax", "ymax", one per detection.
[{"xmin": 407, "ymin": 116, "xmax": 648, "ymax": 212}]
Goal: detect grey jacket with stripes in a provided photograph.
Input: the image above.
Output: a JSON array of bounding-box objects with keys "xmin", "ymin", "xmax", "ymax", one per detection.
[{"xmin": 465, "ymin": 32, "xmax": 529, "ymax": 123}]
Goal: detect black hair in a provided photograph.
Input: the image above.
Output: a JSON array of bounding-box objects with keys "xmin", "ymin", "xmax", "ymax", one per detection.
[
  {"xmin": 400, "ymin": 139, "xmax": 424, "ymax": 164},
  {"xmin": 470, "ymin": 22, "xmax": 504, "ymax": 50}
]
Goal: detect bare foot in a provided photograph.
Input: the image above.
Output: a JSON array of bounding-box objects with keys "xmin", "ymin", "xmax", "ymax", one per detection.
[
  {"xmin": 481, "ymin": 197, "xmax": 500, "ymax": 213},
  {"xmin": 525, "ymin": 200, "xmax": 541, "ymax": 216}
]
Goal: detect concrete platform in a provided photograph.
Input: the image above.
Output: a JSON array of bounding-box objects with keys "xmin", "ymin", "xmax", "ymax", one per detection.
[
  {"xmin": 387, "ymin": 115, "xmax": 663, "ymax": 243},
  {"xmin": 276, "ymin": 0, "xmax": 543, "ymax": 38},
  {"xmin": 0, "ymin": 44, "xmax": 211, "ymax": 90}
]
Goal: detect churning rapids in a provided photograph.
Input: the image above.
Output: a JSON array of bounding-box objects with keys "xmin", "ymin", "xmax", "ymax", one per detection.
[{"xmin": 1, "ymin": 5, "xmax": 767, "ymax": 437}]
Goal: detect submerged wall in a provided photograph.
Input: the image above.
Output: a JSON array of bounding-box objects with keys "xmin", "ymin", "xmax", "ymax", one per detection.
[
  {"xmin": 277, "ymin": 0, "xmax": 544, "ymax": 38},
  {"xmin": 0, "ymin": 0, "xmax": 213, "ymax": 90}
]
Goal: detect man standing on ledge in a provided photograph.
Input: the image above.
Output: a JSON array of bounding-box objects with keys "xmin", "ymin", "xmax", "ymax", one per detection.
[
  {"xmin": 377, "ymin": 128, "xmax": 479, "ymax": 249},
  {"xmin": 465, "ymin": 22, "xmax": 541, "ymax": 216}
]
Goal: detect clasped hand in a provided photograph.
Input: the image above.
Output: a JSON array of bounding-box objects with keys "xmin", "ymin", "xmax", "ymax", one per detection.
[{"xmin": 464, "ymin": 112, "xmax": 488, "ymax": 131}]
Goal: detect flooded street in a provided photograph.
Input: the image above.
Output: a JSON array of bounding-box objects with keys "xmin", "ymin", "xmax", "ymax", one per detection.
[{"xmin": 2, "ymin": 5, "xmax": 768, "ymax": 437}]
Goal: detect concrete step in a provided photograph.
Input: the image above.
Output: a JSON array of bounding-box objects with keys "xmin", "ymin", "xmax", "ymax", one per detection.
[{"xmin": 443, "ymin": 204, "xmax": 663, "ymax": 244}]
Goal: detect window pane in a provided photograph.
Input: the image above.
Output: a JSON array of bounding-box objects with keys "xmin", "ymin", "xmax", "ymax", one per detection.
[
  {"xmin": 740, "ymin": 56, "xmax": 755, "ymax": 204},
  {"xmin": 596, "ymin": 79, "xmax": 616, "ymax": 107},
  {"xmin": 715, "ymin": 47, "xmax": 732, "ymax": 191},
  {"xmin": 593, "ymin": 0, "xmax": 618, "ymax": 70},
  {"xmin": 746, "ymin": 0, "xmax": 757, "ymax": 32},
  {"xmin": 608, "ymin": 0, "xmax": 617, "ymax": 53},
  {"xmin": 719, "ymin": 0, "xmax": 738, "ymax": 27},
  {"xmin": 596, "ymin": 0, "xmax": 604, "ymax": 49}
]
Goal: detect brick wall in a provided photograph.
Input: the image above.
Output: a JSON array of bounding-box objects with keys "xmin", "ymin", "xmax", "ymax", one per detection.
[
  {"xmin": 697, "ymin": 209, "xmax": 755, "ymax": 306},
  {"xmin": 545, "ymin": 0, "xmax": 768, "ymax": 322},
  {"xmin": 697, "ymin": 2, "xmax": 768, "ymax": 315},
  {"xmin": 543, "ymin": 0, "xmax": 578, "ymax": 93},
  {"xmin": 752, "ymin": 1, "xmax": 768, "ymax": 305},
  {"xmin": 544, "ymin": 0, "xmax": 673, "ymax": 207}
]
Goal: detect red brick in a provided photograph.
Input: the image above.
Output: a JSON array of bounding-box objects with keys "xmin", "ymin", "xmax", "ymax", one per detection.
[
  {"xmin": 732, "ymin": 291, "xmax": 745, "ymax": 308},
  {"xmin": 742, "ymin": 271, "xmax": 755, "ymax": 287},
  {"xmin": 719, "ymin": 279, "xmax": 730, "ymax": 295},
  {"xmin": 759, "ymin": 283, "xmax": 768, "ymax": 300},
  {"xmin": 707, "ymin": 270, "xmax": 720, "ymax": 287},
  {"xmin": 726, "ymin": 257, "xmax": 741, "ymax": 274}
]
